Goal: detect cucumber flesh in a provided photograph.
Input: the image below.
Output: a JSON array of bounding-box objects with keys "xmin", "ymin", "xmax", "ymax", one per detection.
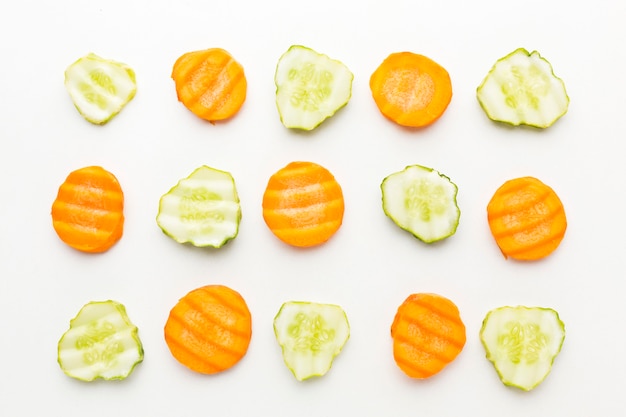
[
  {"xmin": 480, "ymin": 306, "xmax": 565, "ymax": 391},
  {"xmin": 64, "ymin": 53, "xmax": 137, "ymax": 125},
  {"xmin": 57, "ymin": 300, "xmax": 143, "ymax": 381},
  {"xmin": 476, "ymin": 48, "xmax": 569, "ymax": 128},
  {"xmin": 381, "ymin": 164, "xmax": 460, "ymax": 243},
  {"xmin": 275, "ymin": 45, "xmax": 353, "ymax": 131},
  {"xmin": 156, "ymin": 165, "xmax": 241, "ymax": 248},
  {"xmin": 274, "ymin": 301, "xmax": 350, "ymax": 381}
]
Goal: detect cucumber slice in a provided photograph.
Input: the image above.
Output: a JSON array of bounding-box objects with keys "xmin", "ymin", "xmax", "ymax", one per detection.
[
  {"xmin": 480, "ymin": 306, "xmax": 565, "ymax": 391},
  {"xmin": 476, "ymin": 48, "xmax": 569, "ymax": 128},
  {"xmin": 275, "ymin": 45, "xmax": 353, "ymax": 130},
  {"xmin": 381, "ymin": 164, "xmax": 460, "ymax": 243},
  {"xmin": 156, "ymin": 165, "xmax": 241, "ymax": 248},
  {"xmin": 57, "ymin": 300, "xmax": 143, "ymax": 381},
  {"xmin": 273, "ymin": 301, "xmax": 350, "ymax": 381},
  {"xmin": 64, "ymin": 53, "xmax": 137, "ymax": 125}
]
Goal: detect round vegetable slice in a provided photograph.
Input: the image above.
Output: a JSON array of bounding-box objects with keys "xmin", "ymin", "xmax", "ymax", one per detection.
[
  {"xmin": 381, "ymin": 164, "xmax": 460, "ymax": 243},
  {"xmin": 391, "ymin": 293, "xmax": 466, "ymax": 378},
  {"xmin": 262, "ymin": 161, "xmax": 344, "ymax": 247},
  {"xmin": 164, "ymin": 284, "xmax": 252, "ymax": 375},
  {"xmin": 370, "ymin": 52, "xmax": 452, "ymax": 128},
  {"xmin": 172, "ymin": 48, "xmax": 247, "ymax": 123},
  {"xmin": 64, "ymin": 53, "xmax": 137, "ymax": 125},
  {"xmin": 51, "ymin": 166, "xmax": 124, "ymax": 253},
  {"xmin": 480, "ymin": 306, "xmax": 565, "ymax": 391},
  {"xmin": 476, "ymin": 48, "xmax": 569, "ymax": 128},
  {"xmin": 487, "ymin": 176, "xmax": 567, "ymax": 261},
  {"xmin": 156, "ymin": 165, "xmax": 241, "ymax": 248},
  {"xmin": 57, "ymin": 300, "xmax": 143, "ymax": 381},
  {"xmin": 274, "ymin": 301, "xmax": 350, "ymax": 381},
  {"xmin": 275, "ymin": 45, "xmax": 353, "ymax": 130}
]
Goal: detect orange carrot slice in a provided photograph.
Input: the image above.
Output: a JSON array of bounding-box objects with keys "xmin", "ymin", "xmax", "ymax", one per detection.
[
  {"xmin": 51, "ymin": 166, "xmax": 124, "ymax": 253},
  {"xmin": 262, "ymin": 161, "xmax": 344, "ymax": 247},
  {"xmin": 171, "ymin": 48, "xmax": 247, "ymax": 123},
  {"xmin": 391, "ymin": 293, "xmax": 466, "ymax": 379},
  {"xmin": 370, "ymin": 52, "xmax": 452, "ymax": 128},
  {"xmin": 487, "ymin": 176, "xmax": 567, "ymax": 261},
  {"xmin": 164, "ymin": 284, "xmax": 252, "ymax": 375}
]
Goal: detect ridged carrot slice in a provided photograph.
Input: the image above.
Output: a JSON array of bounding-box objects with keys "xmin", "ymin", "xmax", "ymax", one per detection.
[
  {"xmin": 262, "ymin": 161, "xmax": 344, "ymax": 247},
  {"xmin": 487, "ymin": 176, "xmax": 567, "ymax": 261},
  {"xmin": 51, "ymin": 166, "xmax": 124, "ymax": 253},
  {"xmin": 164, "ymin": 285, "xmax": 252, "ymax": 375},
  {"xmin": 391, "ymin": 293, "xmax": 466, "ymax": 379},
  {"xmin": 171, "ymin": 48, "xmax": 247, "ymax": 123}
]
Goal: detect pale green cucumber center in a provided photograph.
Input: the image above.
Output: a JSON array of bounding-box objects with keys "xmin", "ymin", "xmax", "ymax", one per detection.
[
  {"xmin": 288, "ymin": 312, "xmax": 336, "ymax": 353},
  {"xmin": 76, "ymin": 320, "xmax": 125, "ymax": 367},
  {"xmin": 496, "ymin": 320, "xmax": 548, "ymax": 364},
  {"xmin": 179, "ymin": 188, "xmax": 225, "ymax": 232},
  {"xmin": 287, "ymin": 63, "xmax": 333, "ymax": 112},
  {"xmin": 405, "ymin": 180, "xmax": 449, "ymax": 222},
  {"xmin": 78, "ymin": 69, "xmax": 118, "ymax": 109},
  {"xmin": 501, "ymin": 64, "xmax": 551, "ymax": 111}
]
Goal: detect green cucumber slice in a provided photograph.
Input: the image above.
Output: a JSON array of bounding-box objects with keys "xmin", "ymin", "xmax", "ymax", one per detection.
[
  {"xmin": 476, "ymin": 48, "xmax": 569, "ymax": 128},
  {"xmin": 273, "ymin": 301, "xmax": 350, "ymax": 381},
  {"xmin": 381, "ymin": 164, "xmax": 460, "ymax": 243},
  {"xmin": 57, "ymin": 300, "xmax": 143, "ymax": 381},
  {"xmin": 275, "ymin": 45, "xmax": 353, "ymax": 130},
  {"xmin": 64, "ymin": 53, "xmax": 137, "ymax": 125},
  {"xmin": 480, "ymin": 306, "xmax": 565, "ymax": 391},
  {"xmin": 156, "ymin": 165, "xmax": 241, "ymax": 248}
]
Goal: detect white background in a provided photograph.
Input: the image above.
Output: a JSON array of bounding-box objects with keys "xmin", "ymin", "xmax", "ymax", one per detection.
[{"xmin": 1, "ymin": 0, "xmax": 624, "ymax": 415}]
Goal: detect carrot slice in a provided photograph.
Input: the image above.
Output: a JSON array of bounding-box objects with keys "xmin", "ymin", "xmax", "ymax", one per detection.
[
  {"xmin": 164, "ymin": 284, "xmax": 252, "ymax": 375},
  {"xmin": 391, "ymin": 293, "xmax": 466, "ymax": 379},
  {"xmin": 171, "ymin": 48, "xmax": 247, "ymax": 123},
  {"xmin": 262, "ymin": 161, "xmax": 344, "ymax": 248},
  {"xmin": 487, "ymin": 176, "xmax": 567, "ymax": 261},
  {"xmin": 51, "ymin": 166, "xmax": 124, "ymax": 253},
  {"xmin": 370, "ymin": 52, "xmax": 452, "ymax": 128}
]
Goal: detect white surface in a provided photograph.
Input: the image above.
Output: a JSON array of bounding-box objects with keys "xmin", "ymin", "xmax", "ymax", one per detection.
[{"xmin": 1, "ymin": 0, "xmax": 624, "ymax": 415}]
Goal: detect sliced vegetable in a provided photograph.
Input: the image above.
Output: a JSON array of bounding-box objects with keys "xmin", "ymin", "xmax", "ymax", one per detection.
[
  {"xmin": 156, "ymin": 165, "xmax": 241, "ymax": 248},
  {"xmin": 171, "ymin": 48, "xmax": 247, "ymax": 123},
  {"xmin": 51, "ymin": 166, "xmax": 124, "ymax": 253},
  {"xmin": 57, "ymin": 300, "xmax": 143, "ymax": 381},
  {"xmin": 164, "ymin": 284, "xmax": 252, "ymax": 375},
  {"xmin": 480, "ymin": 306, "xmax": 565, "ymax": 391},
  {"xmin": 487, "ymin": 176, "xmax": 567, "ymax": 261},
  {"xmin": 275, "ymin": 45, "xmax": 353, "ymax": 130},
  {"xmin": 370, "ymin": 52, "xmax": 452, "ymax": 128},
  {"xmin": 64, "ymin": 53, "xmax": 137, "ymax": 125},
  {"xmin": 274, "ymin": 301, "xmax": 350, "ymax": 381},
  {"xmin": 391, "ymin": 293, "xmax": 466, "ymax": 379},
  {"xmin": 262, "ymin": 161, "xmax": 344, "ymax": 247},
  {"xmin": 381, "ymin": 164, "xmax": 460, "ymax": 243},
  {"xmin": 476, "ymin": 48, "xmax": 569, "ymax": 128}
]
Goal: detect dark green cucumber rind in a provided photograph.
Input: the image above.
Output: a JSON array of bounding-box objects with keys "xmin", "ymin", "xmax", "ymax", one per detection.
[
  {"xmin": 480, "ymin": 306, "xmax": 565, "ymax": 391},
  {"xmin": 476, "ymin": 47, "xmax": 569, "ymax": 129}
]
